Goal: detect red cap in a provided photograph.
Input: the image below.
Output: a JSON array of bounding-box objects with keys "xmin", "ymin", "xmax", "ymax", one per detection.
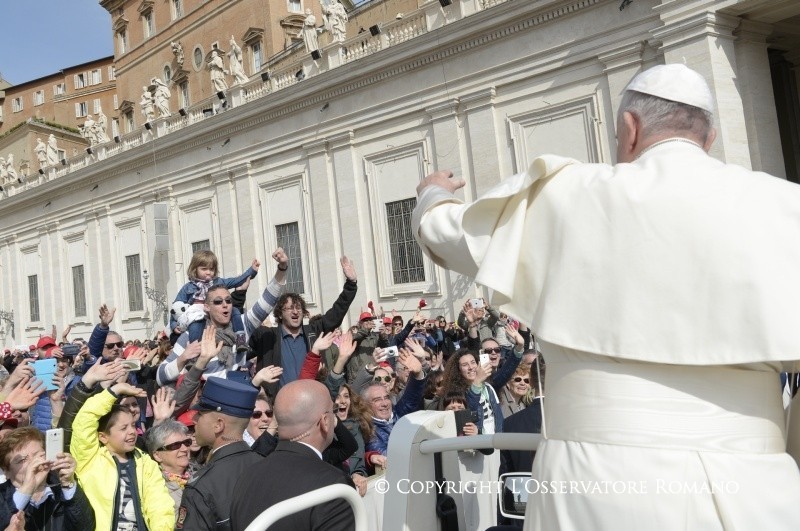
[
  {"xmin": 358, "ymin": 312, "xmax": 374, "ymax": 322},
  {"xmin": 44, "ymin": 345, "xmax": 59, "ymax": 358},
  {"xmin": 378, "ymin": 361, "xmax": 392, "ymax": 369},
  {"xmin": 36, "ymin": 336, "xmax": 56, "ymax": 350},
  {"xmin": 383, "ymin": 317, "xmax": 392, "ymax": 325},
  {"xmin": 28, "ymin": 345, "xmax": 37, "ymax": 352},
  {"xmin": 177, "ymin": 410, "xmax": 196, "ymax": 427},
  {"xmin": 122, "ymin": 345, "xmax": 138, "ymax": 359}
]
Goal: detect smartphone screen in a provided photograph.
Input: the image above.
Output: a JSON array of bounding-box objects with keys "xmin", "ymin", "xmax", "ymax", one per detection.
[{"xmin": 32, "ymin": 358, "xmax": 59, "ymax": 391}]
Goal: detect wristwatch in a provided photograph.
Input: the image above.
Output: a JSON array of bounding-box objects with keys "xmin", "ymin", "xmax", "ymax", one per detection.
[{"xmin": 277, "ymin": 264, "xmax": 289, "ymax": 271}]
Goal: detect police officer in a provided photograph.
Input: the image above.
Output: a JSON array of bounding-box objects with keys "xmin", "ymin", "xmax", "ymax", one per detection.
[{"xmin": 175, "ymin": 376, "xmax": 261, "ymax": 530}]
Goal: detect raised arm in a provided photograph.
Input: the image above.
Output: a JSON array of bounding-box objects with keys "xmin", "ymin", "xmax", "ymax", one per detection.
[{"xmin": 244, "ymin": 248, "xmax": 289, "ymax": 336}]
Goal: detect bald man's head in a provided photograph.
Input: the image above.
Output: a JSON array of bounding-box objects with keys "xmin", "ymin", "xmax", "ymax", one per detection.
[{"xmin": 274, "ymin": 380, "xmax": 335, "ymax": 450}]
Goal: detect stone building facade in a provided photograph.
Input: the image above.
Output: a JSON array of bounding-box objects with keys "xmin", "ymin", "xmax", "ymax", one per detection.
[{"xmin": 0, "ymin": 0, "xmax": 798, "ymax": 347}]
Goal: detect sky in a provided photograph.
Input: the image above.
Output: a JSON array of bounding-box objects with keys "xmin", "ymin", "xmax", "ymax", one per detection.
[{"xmin": 0, "ymin": 0, "xmax": 113, "ymax": 85}]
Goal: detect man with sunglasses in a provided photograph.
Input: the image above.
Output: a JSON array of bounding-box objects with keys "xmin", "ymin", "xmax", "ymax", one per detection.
[{"xmin": 158, "ymin": 249, "xmax": 290, "ymax": 387}]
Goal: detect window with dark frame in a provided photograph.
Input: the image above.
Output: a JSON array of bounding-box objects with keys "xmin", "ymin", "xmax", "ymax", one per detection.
[
  {"xmin": 28, "ymin": 275, "xmax": 40, "ymax": 322},
  {"xmin": 72, "ymin": 265, "xmax": 87, "ymax": 317},
  {"xmin": 191, "ymin": 240, "xmax": 211, "ymax": 254},
  {"xmin": 275, "ymin": 222, "xmax": 305, "ymax": 294},
  {"xmin": 385, "ymin": 198, "xmax": 425, "ymax": 284},
  {"xmin": 125, "ymin": 254, "xmax": 144, "ymax": 312}
]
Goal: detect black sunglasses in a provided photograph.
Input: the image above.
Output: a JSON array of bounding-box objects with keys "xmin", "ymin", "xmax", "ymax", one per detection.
[
  {"xmin": 483, "ymin": 347, "xmax": 501, "ymax": 354},
  {"xmin": 105, "ymin": 341, "xmax": 124, "ymax": 349},
  {"xmin": 373, "ymin": 375, "xmax": 393, "ymax": 383},
  {"xmin": 513, "ymin": 377, "xmax": 530, "ymax": 384},
  {"xmin": 251, "ymin": 410, "xmax": 274, "ymax": 419},
  {"xmin": 157, "ymin": 438, "xmax": 192, "ymax": 451},
  {"xmin": 211, "ymin": 297, "xmax": 233, "ymax": 306}
]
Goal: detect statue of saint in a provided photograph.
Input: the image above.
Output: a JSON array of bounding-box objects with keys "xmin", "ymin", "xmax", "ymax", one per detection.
[
  {"xmin": 153, "ymin": 78, "xmax": 172, "ymax": 118},
  {"xmin": 228, "ymin": 37, "xmax": 249, "ymax": 85},
  {"xmin": 302, "ymin": 9, "xmax": 319, "ymax": 53},
  {"xmin": 141, "ymin": 86, "xmax": 156, "ymax": 122},
  {"xmin": 35, "ymin": 138, "xmax": 48, "ymax": 168},
  {"xmin": 47, "ymin": 134, "xmax": 60, "ymax": 167},
  {"xmin": 94, "ymin": 108, "xmax": 111, "ymax": 143},
  {"xmin": 209, "ymin": 49, "xmax": 229, "ymax": 92},
  {"xmin": 171, "ymin": 41, "xmax": 185, "ymax": 67},
  {"xmin": 323, "ymin": 1, "xmax": 348, "ymax": 44}
]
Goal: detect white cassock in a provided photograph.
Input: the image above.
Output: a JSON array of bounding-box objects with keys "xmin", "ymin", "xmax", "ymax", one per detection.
[{"xmin": 412, "ymin": 139, "xmax": 800, "ymax": 530}]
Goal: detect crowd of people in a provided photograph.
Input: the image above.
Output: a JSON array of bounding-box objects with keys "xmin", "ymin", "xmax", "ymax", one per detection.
[{"xmin": 0, "ymin": 246, "xmax": 544, "ymax": 530}]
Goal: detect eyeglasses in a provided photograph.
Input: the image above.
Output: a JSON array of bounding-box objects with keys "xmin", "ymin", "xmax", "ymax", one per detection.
[
  {"xmin": 251, "ymin": 410, "xmax": 274, "ymax": 419},
  {"xmin": 483, "ymin": 348, "xmax": 502, "ymax": 354},
  {"xmin": 513, "ymin": 377, "xmax": 530, "ymax": 384},
  {"xmin": 157, "ymin": 438, "xmax": 192, "ymax": 451},
  {"xmin": 211, "ymin": 297, "xmax": 233, "ymax": 306},
  {"xmin": 373, "ymin": 376, "xmax": 393, "ymax": 383},
  {"xmin": 282, "ymin": 304, "xmax": 302, "ymax": 312},
  {"xmin": 105, "ymin": 341, "xmax": 124, "ymax": 349}
]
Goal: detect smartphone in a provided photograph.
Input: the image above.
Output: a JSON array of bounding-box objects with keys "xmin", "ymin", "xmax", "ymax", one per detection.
[
  {"xmin": 479, "ymin": 353, "xmax": 490, "ymax": 366},
  {"xmin": 470, "ymin": 298, "xmax": 484, "ymax": 309},
  {"xmin": 454, "ymin": 409, "xmax": 479, "ymax": 436},
  {"xmin": 120, "ymin": 359, "xmax": 142, "ymax": 371},
  {"xmin": 383, "ymin": 346, "xmax": 399, "ymax": 358},
  {"xmin": 32, "ymin": 358, "xmax": 59, "ymax": 391},
  {"xmin": 61, "ymin": 343, "xmax": 81, "ymax": 357},
  {"xmin": 46, "ymin": 428, "xmax": 64, "ymax": 461},
  {"xmin": 227, "ymin": 370, "xmax": 252, "ymax": 385}
]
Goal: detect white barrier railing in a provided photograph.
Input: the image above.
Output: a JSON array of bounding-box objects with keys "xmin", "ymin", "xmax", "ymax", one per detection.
[{"xmin": 242, "ymin": 483, "xmax": 368, "ymax": 531}]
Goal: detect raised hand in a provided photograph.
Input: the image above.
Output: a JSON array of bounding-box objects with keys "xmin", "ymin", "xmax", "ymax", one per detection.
[
  {"xmin": 6, "ymin": 359, "xmax": 34, "ymax": 391},
  {"xmin": 398, "ymin": 348, "xmax": 423, "ymax": 376},
  {"xmin": 403, "ymin": 337, "xmax": 427, "ymax": 359},
  {"xmin": 505, "ymin": 322, "xmax": 524, "ymax": 348},
  {"xmin": 311, "ymin": 331, "xmax": 336, "ymax": 355},
  {"xmin": 3, "ymin": 377, "xmax": 46, "ymax": 411},
  {"xmin": 416, "ymin": 169, "xmax": 465, "ymax": 195},
  {"xmin": 98, "ymin": 304, "xmax": 116, "ymax": 328},
  {"xmin": 340, "ymin": 256, "xmax": 357, "ymax": 282},
  {"xmin": 199, "ymin": 326, "xmax": 222, "ymax": 363},
  {"xmin": 332, "ymin": 330, "xmax": 356, "ymax": 375},
  {"xmin": 253, "ymin": 365, "xmax": 283, "ymax": 387},
  {"xmin": 151, "ymin": 387, "xmax": 176, "ymax": 423},
  {"xmin": 83, "ymin": 358, "xmax": 127, "ymax": 389},
  {"xmin": 50, "ymin": 452, "xmax": 77, "ymax": 486},
  {"xmin": 272, "ymin": 247, "xmax": 289, "ymax": 269},
  {"xmin": 111, "ymin": 382, "xmax": 147, "ymax": 398},
  {"xmin": 251, "ymin": 258, "xmax": 261, "ymax": 271}
]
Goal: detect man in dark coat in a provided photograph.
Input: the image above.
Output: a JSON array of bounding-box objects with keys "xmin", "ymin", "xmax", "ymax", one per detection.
[
  {"xmin": 176, "ymin": 375, "xmax": 261, "ymax": 531},
  {"xmin": 231, "ymin": 379, "xmax": 355, "ymax": 531},
  {"xmin": 249, "ymin": 256, "xmax": 358, "ymax": 397}
]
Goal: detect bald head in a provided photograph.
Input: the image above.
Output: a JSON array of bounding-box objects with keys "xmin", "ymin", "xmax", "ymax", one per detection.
[{"xmin": 274, "ymin": 380, "xmax": 335, "ymax": 449}]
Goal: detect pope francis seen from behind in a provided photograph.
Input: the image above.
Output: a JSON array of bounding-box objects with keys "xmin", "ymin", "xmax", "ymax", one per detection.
[{"xmin": 412, "ymin": 64, "xmax": 800, "ymax": 530}]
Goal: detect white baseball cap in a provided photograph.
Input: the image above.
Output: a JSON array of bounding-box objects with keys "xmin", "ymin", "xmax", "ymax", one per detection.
[{"xmin": 624, "ymin": 64, "xmax": 714, "ymax": 113}]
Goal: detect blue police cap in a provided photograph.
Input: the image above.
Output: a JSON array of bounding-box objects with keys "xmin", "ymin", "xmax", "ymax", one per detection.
[{"xmin": 190, "ymin": 376, "xmax": 258, "ymax": 418}]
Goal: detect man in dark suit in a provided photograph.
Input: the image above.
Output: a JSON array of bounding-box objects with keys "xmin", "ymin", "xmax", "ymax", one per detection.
[
  {"xmin": 231, "ymin": 380, "xmax": 355, "ymax": 531},
  {"xmin": 248, "ymin": 256, "xmax": 358, "ymax": 397}
]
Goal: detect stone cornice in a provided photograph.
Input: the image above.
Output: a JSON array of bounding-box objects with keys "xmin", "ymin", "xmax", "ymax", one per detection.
[{"xmin": 651, "ymin": 11, "xmax": 740, "ymax": 52}]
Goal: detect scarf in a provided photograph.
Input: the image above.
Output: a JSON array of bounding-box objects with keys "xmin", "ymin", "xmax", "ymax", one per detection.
[
  {"xmin": 164, "ymin": 470, "xmax": 191, "ymax": 489},
  {"xmin": 214, "ymin": 320, "xmax": 237, "ymax": 368},
  {"xmin": 191, "ymin": 278, "xmax": 213, "ymax": 303}
]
